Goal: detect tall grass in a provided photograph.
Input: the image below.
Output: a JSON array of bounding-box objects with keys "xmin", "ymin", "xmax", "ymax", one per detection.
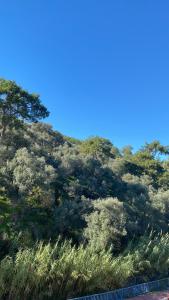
[
  {"xmin": 125, "ymin": 233, "xmax": 169, "ymax": 280},
  {"xmin": 0, "ymin": 234, "xmax": 169, "ymax": 300},
  {"xmin": 0, "ymin": 240, "xmax": 133, "ymax": 300}
]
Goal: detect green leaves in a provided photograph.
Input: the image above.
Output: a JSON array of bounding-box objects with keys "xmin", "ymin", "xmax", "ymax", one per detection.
[
  {"xmin": 79, "ymin": 136, "xmax": 119, "ymax": 161},
  {"xmin": 84, "ymin": 197, "xmax": 126, "ymax": 252},
  {"xmin": 0, "ymin": 79, "xmax": 49, "ymax": 139},
  {"xmin": 0, "ymin": 196, "xmax": 13, "ymax": 236}
]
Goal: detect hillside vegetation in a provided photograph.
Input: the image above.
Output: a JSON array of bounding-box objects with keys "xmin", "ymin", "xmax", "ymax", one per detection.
[{"xmin": 0, "ymin": 79, "xmax": 169, "ymax": 299}]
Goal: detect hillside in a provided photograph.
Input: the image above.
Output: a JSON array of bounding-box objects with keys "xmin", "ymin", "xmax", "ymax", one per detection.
[{"xmin": 0, "ymin": 79, "xmax": 169, "ymax": 299}]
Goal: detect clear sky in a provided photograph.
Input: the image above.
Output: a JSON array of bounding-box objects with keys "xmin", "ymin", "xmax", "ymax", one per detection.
[{"xmin": 0, "ymin": 1, "xmax": 169, "ymax": 150}]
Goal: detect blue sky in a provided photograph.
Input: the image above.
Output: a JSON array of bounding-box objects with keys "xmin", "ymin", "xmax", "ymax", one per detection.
[{"xmin": 0, "ymin": 1, "xmax": 169, "ymax": 150}]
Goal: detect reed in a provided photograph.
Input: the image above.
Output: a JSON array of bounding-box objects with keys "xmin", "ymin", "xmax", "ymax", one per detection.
[{"xmin": 0, "ymin": 240, "xmax": 133, "ymax": 300}]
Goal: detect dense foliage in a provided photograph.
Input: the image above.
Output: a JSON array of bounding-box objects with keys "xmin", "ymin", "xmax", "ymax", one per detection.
[{"xmin": 0, "ymin": 79, "xmax": 169, "ymax": 299}]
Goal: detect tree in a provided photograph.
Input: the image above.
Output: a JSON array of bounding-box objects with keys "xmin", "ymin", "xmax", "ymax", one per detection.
[
  {"xmin": 151, "ymin": 189, "xmax": 169, "ymax": 219},
  {"xmin": 9, "ymin": 148, "xmax": 56, "ymax": 203},
  {"xmin": 84, "ymin": 197, "xmax": 126, "ymax": 252},
  {"xmin": 54, "ymin": 198, "xmax": 90, "ymax": 242},
  {"xmin": 143, "ymin": 140, "xmax": 169, "ymax": 158},
  {"xmin": 130, "ymin": 150, "xmax": 164, "ymax": 184},
  {"xmin": 122, "ymin": 174, "xmax": 154, "ymax": 236},
  {"xmin": 26, "ymin": 123, "xmax": 65, "ymax": 157},
  {"xmin": 0, "ymin": 79, "xmax": 49, "ymax": 138},
  {"xmin": 79, "ymin": 136, "xmax": 118, "ymax": 161},
  {"xmin": 121, "ymin": 145, "xmax": 133, "ymax": 158}
]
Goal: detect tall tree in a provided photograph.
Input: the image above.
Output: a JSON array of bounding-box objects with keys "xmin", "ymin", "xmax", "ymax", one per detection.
[
  {"xmin": 143, "ymin": 140, "xmax": 169, "ymax": 158},
  {"xmin": 0, "ymin": 79, "xmax": 49, "ymax": 138},
  {"xmin": 79, "ymin": 136, "xmax": 119, "ymax": 161}
]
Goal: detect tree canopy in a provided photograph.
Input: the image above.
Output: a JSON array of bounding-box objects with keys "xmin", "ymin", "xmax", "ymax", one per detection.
[{"xmin": 0, "ymin": 79, "xmax": 49, "ymax": 138}]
